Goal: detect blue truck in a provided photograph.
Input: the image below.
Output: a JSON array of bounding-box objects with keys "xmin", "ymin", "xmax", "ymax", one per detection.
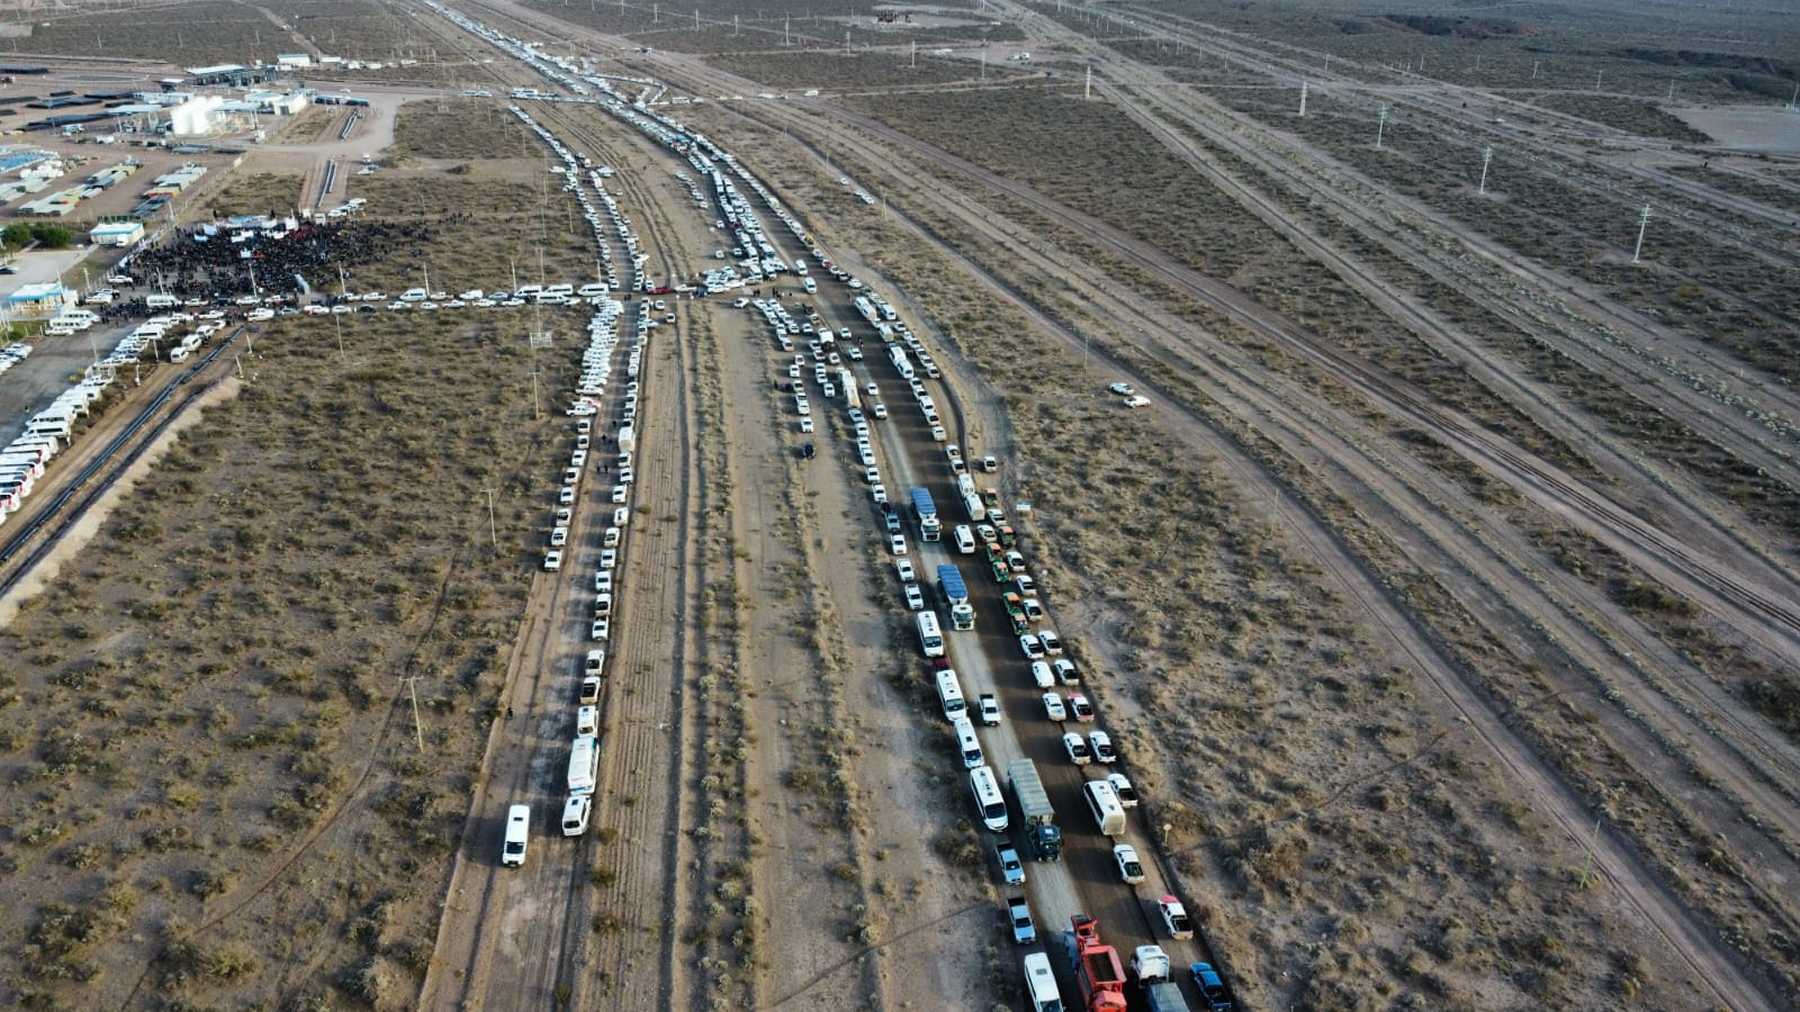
[
  {"xmin": 937, "ymin": 563, "xmax": 974, "ymax": 630},
  {"xmin": 909, "ymin": 486, "xmax": 941, "ymax": 541}
]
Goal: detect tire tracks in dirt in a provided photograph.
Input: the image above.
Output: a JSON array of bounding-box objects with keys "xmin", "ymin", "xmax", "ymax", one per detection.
[{"xmin": 641, "ymin": 75, "xmax": 1785, "ymax": 1010}]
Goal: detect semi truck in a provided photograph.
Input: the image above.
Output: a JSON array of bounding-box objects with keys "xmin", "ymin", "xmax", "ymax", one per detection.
[
  {"xmin": 1005, "ymin": 758, "xmax": 1062, "ymax": 861},
  {"xmin": 937, "ymin": 563, "xmax": 974, "ymax": 630},
  {"xmin": 909, "ymin": 486, "xmax": 941, "ymax": 541},
  {"xmin": 1060, "ymin": 915, "xmax": 1128, "ymax": 1012},
  {"xmin": 840, "ymin": 367, "xmax": 859, "ymax": 409},
  {"xmin": 854, "ymin": 295, "xmax": 880, "ymax": 326}
]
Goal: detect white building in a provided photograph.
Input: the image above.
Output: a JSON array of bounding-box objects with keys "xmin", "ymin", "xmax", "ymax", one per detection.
[{"xmin": 276, "ymin": 53, "xmax": 312, "ymax": 69}]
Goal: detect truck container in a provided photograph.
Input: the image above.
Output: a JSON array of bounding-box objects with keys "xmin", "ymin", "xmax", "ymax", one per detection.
[
  {"xmin": 937, "ymin": 562, "xmax": 974, "ymax": 630},
  {"xmin": 617, "ymin": 423, "xmax": 635, "ymax": 452},
  {"xmin": 1145, "ymin": 981, "xmax": 1192, "ymax": 1012},
  {"xmin": 889, "ymin": 344, "xmax": 913, "ymax": 380},
  {"xmin": 854, "ymin": 295, "xmax": 880, "ymax": 326},
  {"xmin": 1061, "ymin": 916, "xmax": 1128, "ymax": 1012},
  {"xmin": 1006, "ymin": 758, "xmax": 1062, "ymax": 861},
  {"xmin": 909, "ymin": 486, "xmax": 941, "ymax": 541},
  {"xmin": 839, "ymin": 367, "xmax": 859, "ymax": 408}
]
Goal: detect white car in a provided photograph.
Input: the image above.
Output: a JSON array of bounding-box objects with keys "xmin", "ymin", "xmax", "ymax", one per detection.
[
  {"xmin": 1108, "ymin": 773, "xmax": 1139, "ymax": 808},
  {"xmin": 603, "ymin": 526, "xmax": 621, "ymax": 548},
  {"xmin": 871, "ymin": 484, "xmax": 888, "ymax": 505},
  {"xmin": 864, "ymin": 466, "xmax": 880, "ymax": 484},
  {"xmin": 576, "ymin": 704, "xmax": 599, "ymax": 737},
  {"xmin": 1089, "ymin": 730, "xmax": 1117, "ymax": 764},
  {"xmin": 1157, "ymin": 896, "xmax": 1194, "ymax": 940},
  {"xmin": 1113, "ymin": 844, "xmax": 1145, "ymax": 885},
  {"xmin": 1062, "ymin": 732, "xmax": 1091, "ymax": 765},
  {"xmin": 611, "ymin": 484, "xmax": 628, "ymax": 504},
  {"xmin": 595, "ymin": 593, "xmax": 613, "ymax": 616},
  {"xmin": 1124, "ymin": 395, "xmax": 1150, "ymax": 408},
  {"xmin": 500, "ymin": 804, "xmax": 530, "ymax": 867},
  {"xmin": 890, "ymin": 533, "xmax": 907, "ymax": 556},
  {"xmin": 1108, "ymin": 382, "xmax": 1136, "ymax": 396},
  {"xmin": 591, "ymin": 619, "xmax": 609, "ymax": 641},
  {"xmin": 600, "ymin": 548, "xmax": 618, "ymax": 571},
  {"xmin": 585, "ymin": 650, "xmax": 606, "ymax": 675},
  {"xmin": 543, "ymin": 550, "xmax": 563, "ymax": 571},
  {"xmin": 1052, "ymin": 658, "xmax": 1079, "ymax": 685},
  {"xmin": 550, "ymin": 526, "xmax": 568, "ymax": 547},
  {"xmin": 1068, "ymin": 693, "xmax": 1095, "ymax": 722},
  {"xmin": 903, "ymin": 582, "xmax": 924, "ymax": 610},
  {"xmin": 1038, "ymin": 629, "xmax": 1063, "ymax": 654},
  {"xmin": 1018, "ymin": 634, "xmax": 1045, "ymax": 660},
  {"xmin": 1042, "ymin": 693, "xmax": 1066, "ymax": 722},
  {"xmin": 896, "ymin": 558, "xmax": 916, "ymax": 582},
  {"xmin": 559, "ymin": 486, "xmax": 576, "ymax": 506},
  {"xmin": 561, "ymin": 795, "xmax": 591, "ymax": 837},
  {"xmin": 979, "ymin": 693, "xmax": 1001, "ymax": 726}
]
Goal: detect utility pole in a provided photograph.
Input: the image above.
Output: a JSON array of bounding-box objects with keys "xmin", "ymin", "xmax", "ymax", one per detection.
[
  {"xmin": 911, "ymin": 39, "xmax": 916, "ymax": 69},
  {"xmin": 1789, "ymin": 80, "xmax": 1799, "ymax": 111},
  {"xmin": 1084, "ymin": 64, "xmax": 1092, "ymax": 100},
  {"xmin": 1595, "ymin": 68, "xmax": 1603, "ymax": 92},
  {"xmin": 694, "ymin": 8, "xmax": 699, "ymax": 31},
  {"xmin": 1632, "ymin": 203, "xmax": 1651, "ymax": 263},
  {"xmin": 1375, "ymin": 104, "xmax": 1389, "ymax": 148},
  {"xmin": 1477, "ymin": 144, "xmax": 1494, "ymax": 195},
  {"xmin": 1297, "ymin": 79, "xmax": 1308, "ymax": 117},
  {"xmin": 1532, "ymin": 60, "xmax": 1540, "ymax": 80},
  {"xmin": 980, "ymin": 49, "xmax": 986, "ymax": 80},
  {"xmin": 784, "ymin": 15, "xmax": 789, "ymax": 45},
  {"xmin": 485, "ymin": 488, "xmax": 498, "ymax": 550},
  {"xmin": 334, "ymin": 312, "xmax": 345, "ymax": 355}
]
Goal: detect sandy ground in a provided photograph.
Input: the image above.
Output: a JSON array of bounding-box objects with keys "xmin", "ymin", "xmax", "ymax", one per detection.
[
  {"xmin": 0, "ymin": 373, "xmax": 237, "ymax": 628},
  {"xmin": 1670, "ymin": 104, "xmax": 1800, "ymax": 153}
]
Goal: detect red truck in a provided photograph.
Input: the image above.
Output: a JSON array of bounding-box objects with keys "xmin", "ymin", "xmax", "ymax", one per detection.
[{"xmin": 1062, "ymin": 915, "xmax": 1128, "ymax": 1012}]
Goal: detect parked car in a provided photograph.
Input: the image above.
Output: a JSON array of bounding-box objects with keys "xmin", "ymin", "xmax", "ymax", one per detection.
[
  {"xmin": 1007, "ymin": 895, "xmax": 1036, "ymax": 946},
  {"xmin": 1042, "ymin": 693, "xmax": 1066, "ymax": 722},
  {"xmin": 1018, "ymin": 634, "xmax": 1045, "ymax": 660},
  {"xmin": 1067, "ymin": 693, "xmax": 1095, "ymax": 722},
  {"xmin": 995, "ymin": 843, "xmax": 1026, "ymax": 886},
  {"xmin": 1108, "ymin": 772, "xmax": 1139, "ymax": 808},
  {"xmin": 1089, "ymin": 730, "xmax": 1117, "ymax": 764},
  {"xmin": 1159, "ymin": 896, "xmax": 1195, "ymax": 939},
  {"xmin": 1030, "ymin": 661, "xmax": 1055, "ymax": 689},
  {"xmin": 1062, "ymin": 732, "xmax": 1091, "ymax": 765},
  {"xmin": 1114, "ymin": 844, "xmax": 1145, "ymax": 885},
  {"xmin": 978, "ymin": 693, "xmax": 1001, "ymax": 726}
]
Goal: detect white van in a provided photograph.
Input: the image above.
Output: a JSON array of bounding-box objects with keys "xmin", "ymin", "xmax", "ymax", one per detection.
[
  {"xmin": 568, "ymin": 734, "xmax": 598, "ymax": 796},
  {"xmin": 1023, "ymin": 953, "xmax": 1062, "ymax": 1012},
  {"xmin": 953, "ymin": 525, "xmax": 976, "ymax": 554},
  {"xmin": 952, "ymin": 715, "xmax": 984, "ymax": 769},
  {"xmin": 146, "ymin": 294, "xmax": 179, "ymax": 309},
  {"xmin": 1083, "ymin": 778, "xmax": 1126, "ymax": 837},
  {"xmin": 576, "ymin": 704, "xmax": 598, "ymax": 737},
  {"xmin": 935, "ymin": 667, "xmax": 966, "ymax": 721},
  {"xmin": 399, "ymin": 287, "xmax": 429, "ymax": 302},
  {"xmin": 969, "ymin": 765, "xmax": 1008, "ymax": 832},
  {"xmin": 561, "ymin": 795, "xmax": 590, "ymax": 837},
  {"xmin": 501, "ymin": 804, "xmax": 530, "ymax": 867},
  {"xmin": 916, "ymin": 609, "xmax": 944, "ymax": 658}
]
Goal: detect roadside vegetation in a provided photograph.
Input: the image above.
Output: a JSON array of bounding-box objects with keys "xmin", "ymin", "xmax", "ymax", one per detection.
[
  {"xmin": 0, "ymin": 310, "xmax": 576, "ymax": 1008},
  {"xmin": 675, "ymin": 103, "xmax": 1719, "ymax": 1010}
]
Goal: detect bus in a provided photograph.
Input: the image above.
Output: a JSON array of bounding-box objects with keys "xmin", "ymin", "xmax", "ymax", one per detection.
[
  {"xmin": 1082, "ymin": 778, "xmax": 1126, "ymax": 837},
  {"xmin": 916, "ymin": 609, "xmax": 944, "ymax": 658},
  {"xmin": 969, "ymin": 765, "xmax": 1008, "ymax": 832},
  {"xmin": 952, "ymin": 715, "xmax": 983, "ymax": 769},
  {"xmin": 934, "ymin": 667, "xmax": 966, "ymax": 721},
  {"xmin": 568, "ymin": 734, "xmax": 598, "ymax": 796}
]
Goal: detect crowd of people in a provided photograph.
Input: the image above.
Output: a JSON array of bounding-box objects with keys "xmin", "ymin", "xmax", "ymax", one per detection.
[{"xmin": 115, "ymin": 220, "xmax": 437, "ymax": 304}]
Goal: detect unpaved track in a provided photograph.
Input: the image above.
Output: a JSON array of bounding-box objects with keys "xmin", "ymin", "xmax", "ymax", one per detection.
[
  {"xmin": 606, "ymin": 57, "xmax": 1782, "ymax": 1012},
  {"xmin": 420, "ymin": 2, "xmax": 1787, "ymax": 1008}
]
